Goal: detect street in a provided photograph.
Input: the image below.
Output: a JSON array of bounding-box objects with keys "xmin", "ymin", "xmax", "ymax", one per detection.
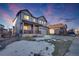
[{"xmin": 65, "ymin": 37, "xmax": 79, "ymax": 56}]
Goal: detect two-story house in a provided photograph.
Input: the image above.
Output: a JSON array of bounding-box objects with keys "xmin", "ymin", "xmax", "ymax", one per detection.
[
  {"xmin": 0, "ymin": 24, "xmax": 4, "ymax": 37},
  {"xmin": 13, "ymin": 9, "xmax": 48, "ymax": 36}
]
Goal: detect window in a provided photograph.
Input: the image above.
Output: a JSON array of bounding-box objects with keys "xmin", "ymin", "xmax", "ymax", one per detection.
[
  {"xmin": 39, "ymin": 20, "xmax": 41, "ymax": 24},
  {"xmin": 49, "ymin": 29, "xmax": 55, "ymax": 34},
  {"xmin": 42, "ymin": 21, "xmax": 44, "ymax": 24},
  {"xmin": 23, "ymin": 24, "xmax": 31, "ymax": 30},
  {"xmin": 33, "ymin": 18, "xmax": 36, "ymax": 22},
  {"xmin": 44, "ymin": 22, "xmax": 46, "ymax": 25},
  {"xmin": 24, "ymin": 15, "xmax": 30, "ymax": 20}
]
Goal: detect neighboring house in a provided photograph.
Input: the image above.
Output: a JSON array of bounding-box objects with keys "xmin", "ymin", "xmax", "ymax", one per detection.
[
  {"xmin": 0, "ymin": 24, "xmax": 13, "ymax": 38},
  {"xmin": 2, "ymin": 29, "xmax": 9, "ymax": 38},
  {"xmin": 12, "ymin": 26, "xmax": 16, "ymax": 36},
  {"xmin": 74, "ymin": 28, "xmax": 79, "ymax": 35},
  {"xmin": 8, "ymin": 28, "xmax": 12, "ymax": 37},
  {"xmin": 13, "ymin": 9, "xmax": 48, "ymax": 36},
  {"xmin": 48, "ymin": 23, "xmax": 67, "ymax": 35},
  {"xmin": 0, "ymin": 24, "xmax": 4, "ymax": 37}
]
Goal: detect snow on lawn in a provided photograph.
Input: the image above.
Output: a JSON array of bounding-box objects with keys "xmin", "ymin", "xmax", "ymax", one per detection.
[
  {"xmin": 33, "ymin": 35, "xmax": 75, "ymax": 41},
  {"xmin": 33, "ymin": 35, "xmax": 56, "ymax": 41},
  {"xmin": 0, "ymin": 40, "xmax": 55, "ymax": 56}
]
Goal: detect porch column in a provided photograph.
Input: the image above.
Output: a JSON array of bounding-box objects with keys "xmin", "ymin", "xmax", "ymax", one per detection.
[
  {"xmin": 33, "ymin": 24, "xmax": 36, "ymax": 34},
  {"xmin": 22, "ymin": 22, "xmax": 24, "ymax": 34}
]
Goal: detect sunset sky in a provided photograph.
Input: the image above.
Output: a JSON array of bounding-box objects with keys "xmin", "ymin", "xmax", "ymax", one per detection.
[{"xmin": 0, "ymin": 3, "xmax": 79, "ymax": 29}]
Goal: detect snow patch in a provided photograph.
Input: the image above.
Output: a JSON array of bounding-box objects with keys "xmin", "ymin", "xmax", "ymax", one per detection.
[
  {"xmin": 34, "ymin": 35, "xmax": 56, "ymax": 41},
  {"xmin": 0, "ymin": 40, "xmax": 55, "ymax": 56}
]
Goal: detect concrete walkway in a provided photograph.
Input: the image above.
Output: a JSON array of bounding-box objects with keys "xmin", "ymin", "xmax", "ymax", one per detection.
[{"xmin": 65, "ymin": 37, "xmax": 79, "ymax": 56}]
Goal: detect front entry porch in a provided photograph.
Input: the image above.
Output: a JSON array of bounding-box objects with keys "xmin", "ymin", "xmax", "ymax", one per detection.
[{"xmin": 23, "ymin": 23, "xmax": 40, "ymax": 34}]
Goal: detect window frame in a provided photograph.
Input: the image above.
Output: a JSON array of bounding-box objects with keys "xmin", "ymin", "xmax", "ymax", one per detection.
[{"xmin": 23, "ymin": 15, "xmax": 30, "ymax": 20}]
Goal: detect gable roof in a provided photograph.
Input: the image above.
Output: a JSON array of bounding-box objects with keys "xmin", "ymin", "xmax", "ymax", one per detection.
[
  {"xmin": 48, "ymin": 23, "xmax": 67, "ymax": 28},
  {"xmin": 15, "ymin": 9, "xmax": 48, "ymax": 23},
  {"xmin": 16, "ymin": 9, "xmax": 32, "ymax": 16},
  {"xmin": 37, "ymin": 16, "xmax": 47, "ymax": 23}
]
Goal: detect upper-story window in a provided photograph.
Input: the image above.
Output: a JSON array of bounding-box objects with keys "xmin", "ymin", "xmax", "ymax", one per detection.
[
  {"xmin": 39, "ymin": 20, "xmax": 46, "ymax": 25},
  {"xmin": 24, "ymin": 15, "xmax": 30, "ymax": 20},
  {"xmin": 44, "ymin": 22, "xmax": 46, "ymax": 25},
  {"xmin": 33, "ymin": 18, "xmax": 36, "ymax": 22},
  {"xmin": 39, "ymin": 20, "xmax": 42, "ymax": 24},
  {"xmin": 41, "ymin": 21, "xmax": 44, "ymax": 24}
]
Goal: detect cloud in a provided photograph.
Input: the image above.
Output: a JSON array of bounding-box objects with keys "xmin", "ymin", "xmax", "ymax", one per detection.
[
  {"xmin": 43, "ymin": 4, "xmax": 53, "ymax": 17},
  {"xmin": 42, "ymin": 4, "xmax": 66, "ymax": 24},
  {"xmin": 0, "ymin": 9, "xmax": 13, "ymax": 27},
  {"xmin": 8, "ymin": 3, "xmax": 23, "ymax": 16},
  {"xmin": 0, "ymin": 4, "xmax": 22, "ymax": 28},
  {"xmin": 42, "ymin": 4, "xmax": 78, "ymax": 26},
  {"xmin": 60, "ymin": 17, "xmax": 78, "ymax": 23},
  {"xmin": 58, "ymin": 17, "xmax": 79, "ymax": 29}
]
